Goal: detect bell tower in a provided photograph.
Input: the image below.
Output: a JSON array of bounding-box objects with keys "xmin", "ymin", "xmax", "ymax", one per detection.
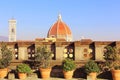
[{"xmin": 9, "ymin": 18, "xmax": 17, "ymax": 42}]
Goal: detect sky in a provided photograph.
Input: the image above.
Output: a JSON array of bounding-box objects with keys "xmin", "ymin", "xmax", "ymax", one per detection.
[{"xmin": 0, "ymin": 0, "xmax": 120, "ymax": 41}]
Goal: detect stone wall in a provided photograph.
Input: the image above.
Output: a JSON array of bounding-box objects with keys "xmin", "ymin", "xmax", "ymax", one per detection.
[{"xmin": 0, "ymin": 40, "xmax": 117, "ymax": 61}]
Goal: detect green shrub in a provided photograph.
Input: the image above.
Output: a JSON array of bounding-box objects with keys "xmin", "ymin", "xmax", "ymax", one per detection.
[
  {"xmin": 0, "ymin": 42, "xmax": 12, "ymax": 69},
  {"xmin": 104, "ymin": 46, "xmax": 117, "ymax": 61},
  {"xmin": 62, "ymin": 58, "xmax": 76, "ymax": 72},
  {"xmin": 16, "ymin": 63, "xmax": 31, "ymax": 73},
  {"xmin": 35, "ymin": 46, "xmax": 52, "ymax": 69},
  {"xmin": 84, "ymin": 60, "xmax": 100, "ymax": 74},
  {"xmin": 103, "ymin": 46, "xmax": 120, "ymax": 70}
]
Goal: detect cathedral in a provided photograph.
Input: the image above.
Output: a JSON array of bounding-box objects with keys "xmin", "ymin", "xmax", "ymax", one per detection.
[
  {"xmin": 0, "ymin": 14, "xmax": 119, "ymax": 62},
  {"xmin": 47, "ymin": 14, "xmax": 72, "ymax": 41}
]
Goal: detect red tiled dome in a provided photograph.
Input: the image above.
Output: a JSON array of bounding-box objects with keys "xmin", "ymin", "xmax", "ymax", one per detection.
[{"xmin": 47, "ymin": 14, "xmax": 72, "ymax": 41}]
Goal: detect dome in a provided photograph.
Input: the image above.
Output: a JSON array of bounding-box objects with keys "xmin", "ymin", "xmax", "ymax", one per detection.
[{"xmin": 47, "ymin": 14, "xmax": 72, "ymax": 41}]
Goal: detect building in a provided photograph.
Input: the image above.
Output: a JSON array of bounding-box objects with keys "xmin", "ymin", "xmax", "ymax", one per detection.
[
  {"xmin": 9, "ymin": 18, "xmax": 17, "ymax": 42},
  {"xmin": 0, "ymin": 40, "xmax": 119, "ymax": 62},
  {"xmin": 0, "ymin": 15, "xmax": 120, "ymax": 62},
  {"xmin": 47, "ymin": 14, "xmax": 72, "ymax": 41}
]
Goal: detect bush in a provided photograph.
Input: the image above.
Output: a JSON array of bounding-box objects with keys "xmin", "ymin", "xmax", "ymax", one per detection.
[
  {"xmin": 104, "ymin": 46, "xmax": 117, "ymax": 61},
  {"xmin": 103, "ymin": 46, "xmax": 120, "ymax": 70},
  {"xmin": 0, "ymin": 42, "xmax": 12, "ymax": 69},
  {"xmin": 84, "ymin": 60, "xmax": 100, "ymax": 74},
  {"xmin": 62, "ymin": 58, "xmax": 76, "ymax": 72},
  {"xmin": 35, "ymin": 46, "xmax": 52, "ymax": 69},
  {"xmin": 16, "ymin": 63, "xmax": 31, "ymax": 73}
]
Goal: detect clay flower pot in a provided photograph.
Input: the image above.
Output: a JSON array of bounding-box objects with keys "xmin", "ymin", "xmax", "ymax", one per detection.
[
  {"xmin": 88, "ymin": 72, "xmax": 97, "ymax": 80},
  {"xmin": 63, "ymin": 70, "xmax": 74, "ymax": 79},
  {"xmin": 18, "ymin": 73, "xmax": 27, "ymax": 79},
  {"xmin": 111, "ymin": 70, "xmax": 120, "ymax": 80},
  {"xmin": 39, "ymin": 68, "xmax": 51, "ymax": 79},
  {"xmin": 0, "ymin": 68, "xmax": 8, "ymax": 78}
]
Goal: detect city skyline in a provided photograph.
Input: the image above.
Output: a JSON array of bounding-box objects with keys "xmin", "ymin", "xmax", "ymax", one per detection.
[{"xmin": 0, "ymin": 0, "xmax": 120, "ymax": 41}]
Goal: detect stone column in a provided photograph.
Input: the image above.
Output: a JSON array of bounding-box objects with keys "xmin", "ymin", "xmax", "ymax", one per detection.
[
  {"xmin": 74, "ymin": 41, "xmax": 93, "ymax": 61},
  {"xmin": 74, "ymin": 42, "xmax": 85, "ymax": 60},
  {"xmin": 74, "ymin": 46, "xmax": 83, "ymax": 60},
  {"xmin": 18, "ymin": 46, "xmax": 28, "ymax": 60},
  {"xmin": 55, "ymin": 42, "xmax": 64, "ymax": 61},
  {"xmin": 95, "ymin": 42, "xmax": 105, "ymax": 61}
]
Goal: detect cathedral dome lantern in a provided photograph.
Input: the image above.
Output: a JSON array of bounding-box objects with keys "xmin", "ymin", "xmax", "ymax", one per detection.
[{"xmin": 47, "ymin": 14, "xmax": 72, "ymax": 41}]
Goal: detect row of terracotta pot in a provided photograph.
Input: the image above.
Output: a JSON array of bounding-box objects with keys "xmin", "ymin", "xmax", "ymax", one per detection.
[
  {"xmin": 1, "ymin": 68, "xmax": 120, "ymax": 80},
  {"xmin": 0, "ymin": 68, "xmax": 73, "ymax": 79},
  {"xmin": 18, "ymin": 68, "xmax": 74, "ymax": 79},
  {"xmin": 40, "ymin": 68, "xmax": 74, "ymax": 79},
  {"xmin": 40, "ymin": 68, "xmax": 120, "ymax": 80}
]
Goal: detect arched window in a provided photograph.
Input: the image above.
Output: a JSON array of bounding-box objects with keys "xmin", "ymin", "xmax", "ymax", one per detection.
[{"xmin": 11, "ymin": 28, "xmax": 14, "ymax": 33}]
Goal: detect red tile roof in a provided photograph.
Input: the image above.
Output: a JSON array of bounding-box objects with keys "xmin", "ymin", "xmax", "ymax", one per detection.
[{"xmin": 47, "ymin": 19, "xmax": 72, "ymax": 37}]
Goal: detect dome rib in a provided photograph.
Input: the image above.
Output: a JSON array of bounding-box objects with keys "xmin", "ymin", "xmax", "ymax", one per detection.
[{"xmin": 56, "ymin": 20, "xmax": 60, "ymax": 38}]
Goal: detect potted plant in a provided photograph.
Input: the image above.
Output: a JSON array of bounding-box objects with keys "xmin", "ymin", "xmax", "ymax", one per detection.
[
  {"xmin": 62, "ymin": 58, "xmax": 76, "ymax": 79},
  {"xmin": 103, "ymin": 46, "xmax": 120, "ymax": 80},
  {"xmin": 0, "ymin": 42, "xmax": 12, "ymax": 78},
  {"xmin": 84, "ymin": 60, "xmax": 100, "ymax": 80},
  {"xmin": 16, "ymin": 63, "xmax": 31, "ymax": 79},
  {"xmin": 35, "ymin": 46, "xmax": 52, "ymax": 79}
]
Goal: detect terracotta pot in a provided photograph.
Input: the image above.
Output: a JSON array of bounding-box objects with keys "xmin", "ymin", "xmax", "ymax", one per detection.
[
  {"xmin": 88, "ymin": 72, "xmax": 97, "ymax": 80},
  {"xmin": 39, "ymin": 68, "xmax": 51, "ymax": 79},
  {"xmin": 111, "ymin": 70, "xmax": 120, "ymax": 80},
  {"xmin": 89, "ymin": 53, "xmax": 93, "ymax": 58},
  {"xmin": 0, "ymin": 68, "xmax": 8, "ymax": 78},
  {"xmin": 84, "ymin": 54, "xmax": 88, "ymax": 57},
  {"xmin": 84, "ymin": 53, "xmax": 92, "ymax": 59},
  {"xmin": 63, "ymin": 70, "xmax": 74, "ymax": 79},
  {"xmin": 18, "ymin": 73, "xmax": 27, "ymax": 79}
]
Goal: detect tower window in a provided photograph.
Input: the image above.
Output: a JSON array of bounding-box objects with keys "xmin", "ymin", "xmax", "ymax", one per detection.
[{"xmin": 11, "ymin": 28, "xmax": 14, "ymax": 33}]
